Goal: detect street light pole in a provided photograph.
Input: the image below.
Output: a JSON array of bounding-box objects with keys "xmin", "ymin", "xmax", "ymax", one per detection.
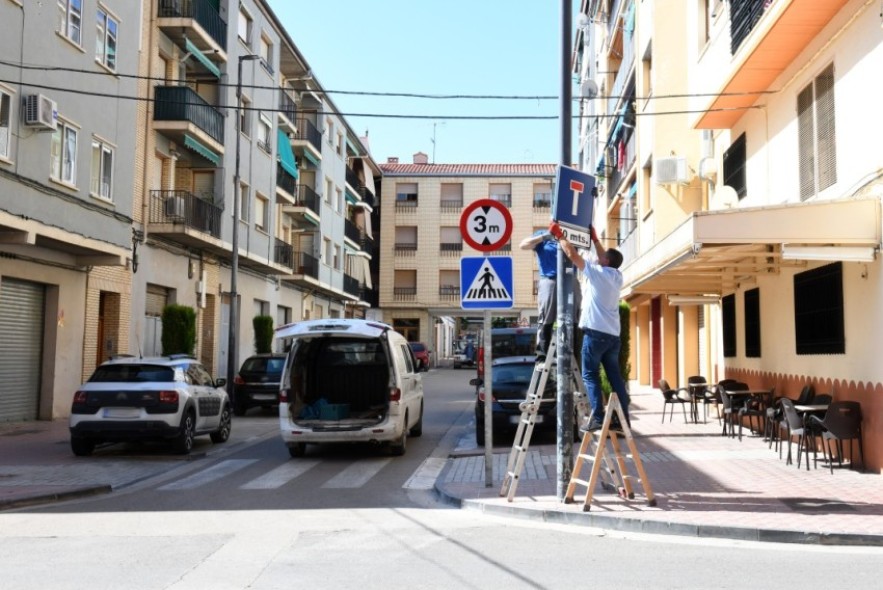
[{"xmin": 227, "ymin": 54, "xmax": 260, "ymax": 394}]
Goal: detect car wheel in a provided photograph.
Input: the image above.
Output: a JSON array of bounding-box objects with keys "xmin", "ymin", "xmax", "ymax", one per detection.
[
  {"xmin": 287, "ymin": 443, "xmax": 306, "ymax": 458},
  {"xmin": 173, "ymin": 411, "xmax": 195, "ymax": 455},
  {"xmin": 389, "ymin": 414, "xmax": 408, "ymax": 456},
  {"xmin": 210, "ymin": 405, "xmax": 232, "ymax": 443},
  {"xmin": 70, "ymin": 436, "xmax": 95, "ymax": 457},
  {"xmin": 409, "ymin": 401, "xmax": 424, "ymax": 437},
  {"xmin": 233, "ymin": 400, "xmax": 248, "ymax": 417}
]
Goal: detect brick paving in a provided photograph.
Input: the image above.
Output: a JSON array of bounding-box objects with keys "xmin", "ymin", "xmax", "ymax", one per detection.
[{"xmin": 437, "ymin": 386, "xmax": 883, "ymax": 545}]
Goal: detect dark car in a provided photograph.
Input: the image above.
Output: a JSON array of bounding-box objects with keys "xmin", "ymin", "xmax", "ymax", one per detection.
[
  {"xmin": 233, "ymin": 353, "xmax": 286, "ymax": 416},
  {"xmin": 475, "ymin": 327, "xmax": 537, "ymax": 393},
  {"xmin": 409, "ymin": 342, "xmax": 430, "ymax": 371},
  {"xmin": 472, "ymin": 355, "xmax": 559, "ymax": 446}
]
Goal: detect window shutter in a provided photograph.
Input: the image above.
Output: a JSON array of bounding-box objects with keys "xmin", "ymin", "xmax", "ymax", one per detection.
[
  {"xmin": 815, "ymin": 64, "xmax": 837, "ymax": 192},
  {"xmin": 797, "ymin": 85, "xmax": 814, "ymax": 201}
]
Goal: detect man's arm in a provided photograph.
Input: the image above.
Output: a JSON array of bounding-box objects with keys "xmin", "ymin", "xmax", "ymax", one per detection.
[
  {"xmin": 548, "ymin": 222, "xmax": 585, "ymax": 271},
  {"xmin": 588, "ymin": 225, "xmax": 608, "ymax": 266},
  {"xmin": 518, "ymin": 232, "xmax": 550, "ymax": 250}
]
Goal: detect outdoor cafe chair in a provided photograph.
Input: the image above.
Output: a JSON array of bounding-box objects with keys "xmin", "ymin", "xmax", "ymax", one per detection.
[
  {"xmin": 765, "ymin": 384, "xmax": 814, "ymax": 451},
  {"xmin": 657, "ymin": 379, "xmax": 690, "ymax": 423},
  {"xmin": 738, "ymin": 386, "xmax": 773, "ymax": 441},
  {"xmin": 717, "ymin": 381, "xmax": 748, "ymax": 438},
  {"xmin": 780, "ymin": 398, "xmax": 818, "ymax": 470},
  {"xmin": 808, "ymin": 401, "xmax": 863, "ymax": 474},
  {"xmin": 687, "ymin": 375, "xmax": 713, "ymax": 423}
]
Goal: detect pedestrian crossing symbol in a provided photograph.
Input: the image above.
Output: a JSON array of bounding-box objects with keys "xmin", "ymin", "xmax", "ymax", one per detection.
[{"xmin": 460, "ymin": 256, "xmax": 513, "ymax": 309}]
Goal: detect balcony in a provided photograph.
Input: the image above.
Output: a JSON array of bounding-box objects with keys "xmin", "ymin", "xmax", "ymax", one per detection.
[
  {"xmin": 281, "ymin": 185, "xmax": 321, "ymax": 228},
  {"xmin": 440, "ymin": 199, "xmax": 463, "ymax": 213},
  {"xmin": 358, "ymin": 186, "xmax": 376, "ymax": 209},
  {"xmin": 345, "ymin": 165, "xmax": 361, "ymax": 194},
  {"xmin": 394, "ymin": 243, "xmax": 417, "ymax": 257},
  {"xmin": 439, "ymin": 285, "xmax": 460, "ymax": 301},
  {"xmin": 393, "ymin": 287, "xmax": 417, "ymax": 302},
  {"xmin": 293, "ymin": 251, "xmax": 319, "ymax": 279},
  {"xmin": 343, "ymin": 273, "xmax": 361, "ymax": 297},
  {"xmin": 440, "ymin": 242, "xmax": 462, "ymax": 255},
  {"xmin": 697, "ymin": 0, "xmax": 851, "ymax": 129},
  {"xmin": 533, "ymin": 193, "xmax": 552, "ymax": 211},
  {"xmin": 157, "ymin": 0, "xmax": 227, "ymax": 58},
  {"xmin": 604, "ymin": 130, "xmax": 636, "ymax": 198},
  {"xmin": 276, "ymin": 163, "xmax": 297, "ymax": 203},
  {"xmin": 147, "ymin": 190, "xmax": 222, "ymax": 248},
  {"xmin": 274, "ymin": 238, "xmax": 294, "ymax": 270},
  {"xmin": 490, "ymin": 195, "xmax": 512, "ymax": 207},
  {"xmin": 292, "ymin": 117, "xmax": 321, "ymax": 159},
  {"xmin": 153, "ymin": 85, "xmax": 224, "ymax": 152},
  {"xmin": 278, "ymin": 91, "xmax": 297, "ymax": 133},
  {"xmin": 344, "ymin": 218, "xmax": 361, "ymax": 247},
  {"xmin": 395, "ymin": 198, "xmax": 418, "ymax": 211}
]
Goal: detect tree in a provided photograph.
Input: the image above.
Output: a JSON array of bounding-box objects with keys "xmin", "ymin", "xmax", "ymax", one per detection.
[
  {"xmin": 253, "ymin": 315, "xmax": 274, "ymax": 354},
  {"xmin": 161, "ymin": 305, "xmax": 196, "ymax": 356}
]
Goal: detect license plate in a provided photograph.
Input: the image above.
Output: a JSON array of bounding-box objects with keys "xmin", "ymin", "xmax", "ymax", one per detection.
[
  {"xmin": 253, "ymin": 394, "xmax": 276, "ymax": 401},
  {"xmin": 103, "ymin": 408, "xmax": 140, "ymax": 419}
]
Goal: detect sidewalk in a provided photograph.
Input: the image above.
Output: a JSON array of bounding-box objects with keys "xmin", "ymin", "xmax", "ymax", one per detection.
[{"xmin": 435, "ymin": 385, "xmax": 883, "ymax": 546}]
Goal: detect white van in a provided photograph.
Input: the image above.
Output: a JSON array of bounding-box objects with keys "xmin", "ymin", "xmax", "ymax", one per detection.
[{"xmin": 275, "ymin": 319, "xmax": 424, "ymax": 457}]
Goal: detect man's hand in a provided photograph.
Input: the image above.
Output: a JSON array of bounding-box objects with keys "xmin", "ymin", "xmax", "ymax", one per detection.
[
  {"xmin": 548, "ymin": 221, "xmax": 564, "ymax": 241},
  {"xmin": 589, "ymin": 224, "xmax": 598, "ymax": 242}
]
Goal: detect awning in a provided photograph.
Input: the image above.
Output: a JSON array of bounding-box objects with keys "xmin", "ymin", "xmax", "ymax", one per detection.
[
  {"xmin": 361, "ymin": 158, "xmax": 376, "ymax": 196},
  {"xmin": 345, "ymin": 188, "xmax": 359, "ymax": 205},
  {"xmin": 354, "ymin": 202, "xmax": 373, "ymax": 239},
  {"xmin": 346, "ymin": 250, "xmax": 373, "ymax": 290},
  {"xmin": 277, "ymin": 128, "xmax": 298, "ymax": 179},
  {"xmin": 301, "ymin": 149, "xmax": 321, "ymax": 168},
  {"xmin": 184, "ymin": 38, "xmax": 220, "ymax": 78},
  {"xmin": 621, "ymin": 197, "xmax": 881, "ymax": 298},
  {"xmin": 183, "ymin": 134, "xmax": 221, "ymax": 166}
]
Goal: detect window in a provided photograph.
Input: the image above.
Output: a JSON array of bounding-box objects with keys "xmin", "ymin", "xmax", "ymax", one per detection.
[
  {"xmin": 722, "ymin": 293, "xmax": 736, "ymax": 358},
  {"xmin": 722, "ymin": 132, "xmax": 746, "ymax": 198},
  {"xmin": 255, "ymin": 194, "xmax": 268, "ymax": 231},
  {"xmin": 440, "ymin": 183, "xmax": 463, "ymax": 208},
  {"xmin": 239, "ymin": 96, "xmax": 251, "ymax": 137},
  {"xmin": 489, "ymin": 183, "xmax": 512, "ymax": 207},
  {"xmin": 257, "ymin": 115, "xmax": 271, "ymax": 153},
  {"xmin": 238, "ymin": 182, "xmax": 249, "ymax": 221},
  {"xmin": 440, "ymin": 226, "xmax": 461, "ymax": 252},
  {"xmin": 744, "ymin": 288, "xmax": 760, "ymax": 358},
  {"xmin": 395, "ymin": 182, "xmax": 418, "ymax": 206},
  {"xmin": 90, "ymin": 138, "xmax": 114, "ymax": 200},
  {"xmin": 95, "ymin": 8, "xmax": 118, "ymax": 70},
  {"xmin": 58, "ymin": 0, "xmax": 83, "ymax": 45},
  {"xmin": 533, "ymin": 183, "xmax": 552, "ymax": 208},
  {"xmin": 798, "ymin": 64, "xmax": 837, "ymax": 201},
  {"xmin": 395, "ymin": 226, "xmax": 418, "ymax": 252},
  {"xmin": 323, "ymin": 237, "xmax": 332, "ymax": 266},
  {"xmin": 326, "ymin": 119, "xmax": 334, "ymax": 145},
  {"xmin": 0, "ymin": 89, "xmax": 11, "ymax": 160},
  {"xmin": 50, "ymin": 119, "xmax": 78, "ymax": 185},
  {"xmin": 337, "ymin": 132, "xmax": 344, "ymax": 156},
  {"xmin": 259, "ymin": 35, "xmax": 273, "ymax": 74},
  {"xmin": 439, "ymin": 270, "xmax": 459, "ymax": 297},
  {"xmin": 238, "ymin": 9, "xmax": 252, "ymax": 45},
  {"xmin": 794, "ymin": 262, "xmax": 844, "ymax": 355},
  {"xmin": 335, "ymin": 188, "xmax": 343, "ymax": 213},
  {"xmin": 393, "ymin": 272, "xmax": 417, "ymax": 301},
  {"xmin": 333, "ymin": 244, "xmax": 341, "ymax": 270}
]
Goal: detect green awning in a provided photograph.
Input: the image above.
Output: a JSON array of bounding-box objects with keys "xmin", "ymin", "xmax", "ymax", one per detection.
[
  {"xmin": 302, "ymin": 149, "xmax": 321, "ymax": 168},
  {"xmin": 277, "ymin": 128, "xmax": 298, "ymax": 179},
  {"xmin": 183, "ymin": 134, "xmax": 220, "ymax": 166},
  {"xmin": 185, "ymin": 38, "xmax": 220, "ymax": 78},
  {"xmin": 345, "ymin": 188, "xmax": 359, "ymax": 204}
]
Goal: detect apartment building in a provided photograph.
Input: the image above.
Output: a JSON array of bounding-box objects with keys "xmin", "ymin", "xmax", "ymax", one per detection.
[
  {"xmin": 0, "ymin": 0, "xmax": 139, "ymax": 421},
  {"xmin": 576, "ymin": 0, "xmax": 883, "ymax": 470},
  {"xmin": 378, "ymin": 153, "xmax": 556, "ymax": 358},
  {"xmin": 0, "ymin": 0, "xmax": 377, "ymax": 423}
]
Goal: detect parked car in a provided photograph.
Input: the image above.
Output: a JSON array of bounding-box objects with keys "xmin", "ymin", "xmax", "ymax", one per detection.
[
  {"xmin": 69, "ymin": 355, "xmax": 231, "ymax": 456},
  {"xmin": 475, "ymin": 327, "xmax": 537, "ymax": 392},
  {"xmin": 409, "ymin": 341, "xmax": 431, "ymax": 371},
  {"xmin": 471, "ymin": 354, "xmax": 580, "ymax": 445},
  {"xmin": 453, "ymin": 340, "xmax": 475, "ymax": 369},
  {"xmin": 233, "ymin": 353, "xmax": 286, "ymax": 416},
  {"xmin": 276, "ymin": 319, "xmax": 424, "ymax": 457}
]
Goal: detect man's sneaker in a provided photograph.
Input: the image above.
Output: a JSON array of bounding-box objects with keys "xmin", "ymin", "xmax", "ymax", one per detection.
[{"xmin": 581, "ymin": 417, "xmax": 604, "ymax": 433}]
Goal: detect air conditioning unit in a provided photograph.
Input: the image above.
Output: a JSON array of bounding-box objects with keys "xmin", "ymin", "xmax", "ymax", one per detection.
[
  {"xmin": 655, "ymin": 156, "xmax": 689, "ymax": 185},
  {"xmin": 164, "ymin": 195, "xmax": 186, "ymax": 220},
  {"xmin": 23, "ymin": 94, "xmax": 57, "ymax": 131}
]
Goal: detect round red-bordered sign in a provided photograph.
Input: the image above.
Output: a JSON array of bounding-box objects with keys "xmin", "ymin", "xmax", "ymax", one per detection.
[{"xmin": 459, "ymin": 199, "xmax": 513, "ymax": 252}]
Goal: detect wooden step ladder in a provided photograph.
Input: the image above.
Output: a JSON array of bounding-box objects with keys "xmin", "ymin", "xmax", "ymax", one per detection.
[
  {"xmin": 499, "ymin": 339, "xmax": 590, "ymax": 502},
  {"xmin": 564, "ymin": 394, "xmax": 656, "ymax": 510}
]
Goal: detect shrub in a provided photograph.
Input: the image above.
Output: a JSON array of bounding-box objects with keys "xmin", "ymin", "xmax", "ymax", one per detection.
[
  {"xmin": 161, "ymin": 305, "xmax": 196, "ymax": 356},
  {"xmin": 253, "ymin": 315, "xmax": 274, "ymax": 353}
]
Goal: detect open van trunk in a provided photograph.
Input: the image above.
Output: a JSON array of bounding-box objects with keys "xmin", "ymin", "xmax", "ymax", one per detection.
[{"xmin": 284, "ymin": 337, "xmax": 392, "ymax": 428}]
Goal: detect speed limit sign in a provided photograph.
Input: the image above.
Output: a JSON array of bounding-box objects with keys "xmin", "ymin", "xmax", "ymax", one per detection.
[{"xmin": 459, "ymin": 199, "xmax": 513, "ymax": 252}]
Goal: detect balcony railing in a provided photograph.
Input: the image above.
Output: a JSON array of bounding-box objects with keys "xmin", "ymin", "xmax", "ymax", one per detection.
[
  {"xmin": 154, "ymin": 85, "xmax": 224, "ymax": 144},
  {"xmin": 608, "ymin": 35, "xmax": 635, "ymax": 116},
  {"xmin": 275, "ymin": 238, "xmax": 293, "ymax": 269},
  {"xmin": 439, "ymin": 286, "xmax": 460, "ymax": 299},
  {"xmin": 730, "ymin": 0, "xmax": 773, "ymax": 55},
  {"xmin": 344, "ymin": 218, "xmax": 361, "ymax": 244},
  {"xmin": 440, "ymin": 199, "xmax": 463, "ymax": 212},
  {"xmin": 605, "ymin": 130, "xmax": 636, "ymax": 198},
  {"xmin": 393, "ymin": 287, "xmax": 417, "ymax": 301},
  {"xmin": 296, "ymin": 185, "xmax": 320, "ymax": 214},
  {"xmin": 157, "ymin": 0, "xmax": 227, "ymax": 51},
  {"xmin": 394, "ymin": 243, "xmax": 417, "ymax": 256},
  {"xmin": 440, "ymin": 242, "xmax": 462, "ymax": 254},
  {"xmin": 533, "ymin": 194, "xmax": 552, "ymax": 210},
  {"xmin": 276, "ymin": 163, "xmax": 296, "ymax": 196},
  {"xmin": 149, "ymin": 190, "xmax": 222, "ymax": 238},
  {"xmin": 395, "ymin": 199, "xmax": 418, "ymax": 211},
  {"xmin": 343, "ymin": 273, "xmax": 361, "ymax": 297},
  {"xmin": 294, "ymin": 117, "xmax": 321, "ymax": 153},
  {"xmin": 279, "ymin": 90, "xmax": 296, "ymax": 122},
  {"xmin": 345, "ymin": 165, "xmax": 361, "ymax": 191},
  {"xmin": 294, "ymin": 251, "xmax": 319, "ymax": 279},
  {"xmin": 358, "ymin": 187, "xmax": 376, "ymax": 209},
  {"xmin": 490, "ymin": 195, "xmax": 512, "ymax": 207}
]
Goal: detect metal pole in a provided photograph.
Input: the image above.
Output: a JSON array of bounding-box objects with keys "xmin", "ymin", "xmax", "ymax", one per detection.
[
  {"xmin": 227, "ymin": 55, "xmax": 258, "ymax": 394},
  {"xmin": 483, "ymin": 309, "xmax": 494, "ymax": 487},
  {"xmin": 556, "ymin": 0, "xmax": 574, "ymax": 502}
]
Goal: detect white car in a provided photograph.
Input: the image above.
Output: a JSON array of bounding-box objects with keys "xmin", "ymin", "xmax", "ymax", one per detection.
[
  {"xmin": 276, "ymin": 319, "xmax": 424, "ymax": 457},
  {"xmin": 69, "ymin": 355, "xmax": 232, "ymax": 456}
]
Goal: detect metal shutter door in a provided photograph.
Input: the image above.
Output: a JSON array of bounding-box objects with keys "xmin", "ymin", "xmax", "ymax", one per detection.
[{"xmin": 0, "ymin": 278, "xmax": 45, "ymax": 421}]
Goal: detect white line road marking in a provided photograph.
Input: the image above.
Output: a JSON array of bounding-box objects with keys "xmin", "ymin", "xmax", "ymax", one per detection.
[
  {"xmin": 240, "ymin": 460, "xmax": 320, "ymax": 489},
  {"xmin": 321, "ymin": 458, "xmax": 392, "ymax": 488},
  {"xmin": 158, "ymin": 459, "xmax": 258, "ymax": 490},
  {"xmin": 403, "ymin": 457, "xmax": 448, "ymax": 490}
]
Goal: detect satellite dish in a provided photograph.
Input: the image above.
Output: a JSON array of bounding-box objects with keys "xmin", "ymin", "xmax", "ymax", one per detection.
[
  {"xmin": 716, "ymin": 185, "xmax": 739, "ymax": 209},
  {"xmin": 580, "ymin": 79, "xmax": 599, "ymax": 99}
]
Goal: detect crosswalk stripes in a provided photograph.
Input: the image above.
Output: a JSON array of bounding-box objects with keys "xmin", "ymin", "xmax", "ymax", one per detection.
[
  {"xmin": 158, "ymin": 459, "xmax": 258, "ymax": 491},
  {"xmin": 239, "ymin": 460, "xmax": 321, "ymax": 490},
  {"xmin": 321, "ymin": 458, "xmax": 392, "ymax": 489}
]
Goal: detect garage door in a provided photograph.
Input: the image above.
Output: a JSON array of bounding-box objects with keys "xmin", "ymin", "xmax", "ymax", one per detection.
[{"xmin": 0, "ymin": 278, "xmax": 45, "ymax": 421}]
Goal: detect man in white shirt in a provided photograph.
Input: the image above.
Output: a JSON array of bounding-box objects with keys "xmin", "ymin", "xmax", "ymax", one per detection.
[{"xmin": 549, "ymin": 222, "xmax": 628, "ymax": 431}]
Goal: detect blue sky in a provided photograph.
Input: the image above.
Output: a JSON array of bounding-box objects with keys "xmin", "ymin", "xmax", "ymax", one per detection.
[{"xmin": 267, "ymin": 1, "xmax": 580, "ymax": 165}]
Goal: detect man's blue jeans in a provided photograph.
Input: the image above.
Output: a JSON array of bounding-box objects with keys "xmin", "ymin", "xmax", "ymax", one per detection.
[{"xmin": 581, "ymin": 328, "xmax": 629, "ymax": 422}]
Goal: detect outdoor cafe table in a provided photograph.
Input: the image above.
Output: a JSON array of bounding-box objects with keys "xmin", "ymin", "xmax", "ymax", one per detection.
[
  {"xmin": 722, "ymin": 389, "xmax": 774, "ymax": 436},
  {"xmin": 687, "ymin": 382, "xmax": 708, "ymax": 423}
]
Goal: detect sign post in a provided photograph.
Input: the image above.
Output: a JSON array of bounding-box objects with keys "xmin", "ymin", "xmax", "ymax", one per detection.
[{"xmin": 459, "ymin": 199, "xmax": 513, "ymax": 487}]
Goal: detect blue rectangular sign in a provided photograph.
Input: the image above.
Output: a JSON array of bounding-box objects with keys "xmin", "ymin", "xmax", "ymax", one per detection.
[
  {"xmin": 553, "ymin": 165, "xmax": 595, "ymax": 232},
  {"xmin": 460, "ymin": 257, "xmax": 513, "ymax": 310}
]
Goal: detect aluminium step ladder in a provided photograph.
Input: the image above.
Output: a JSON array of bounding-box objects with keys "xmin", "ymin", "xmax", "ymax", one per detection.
[
  {"xmin": 499, "ymin": 339, "xmax": 590, "ymax": 501},
  {"xmin": 564, "ymin": 394, "xmax": 656, "ymax": 510}
]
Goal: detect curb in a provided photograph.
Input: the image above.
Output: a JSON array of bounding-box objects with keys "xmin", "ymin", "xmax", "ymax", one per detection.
[{"xmin": 0, "ymin": 484, "xmax": 112, "ymax": 511}]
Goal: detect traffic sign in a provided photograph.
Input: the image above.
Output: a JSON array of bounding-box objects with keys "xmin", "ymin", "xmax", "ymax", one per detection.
[
  {"xmin": 459, "ymin": 199, "xmax": 513, "ymax": 252},
  {"xmin": 552, "ymin": 165, "xmax": 595, "ymax": 248},
  {"xmin": 460, "ymin": 257, "xmax": 513, "ymax": 309}
]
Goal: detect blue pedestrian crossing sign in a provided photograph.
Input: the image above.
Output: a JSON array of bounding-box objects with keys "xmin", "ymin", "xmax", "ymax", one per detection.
[{"xmin": 460, "ymin": 257, "xmax": 513, "ymax": 309}]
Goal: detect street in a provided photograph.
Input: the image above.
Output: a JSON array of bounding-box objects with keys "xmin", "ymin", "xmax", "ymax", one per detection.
[{"xmin": 1, "ymin": 369, "xmax": 882, "ymax": 589}]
